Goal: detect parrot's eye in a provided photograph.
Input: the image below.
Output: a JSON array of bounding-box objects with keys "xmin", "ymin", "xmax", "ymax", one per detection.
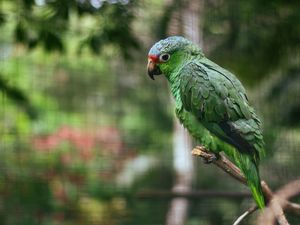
[{"xmin": 159, "ymin": 53, "xmax": 170, "ymax": 62}]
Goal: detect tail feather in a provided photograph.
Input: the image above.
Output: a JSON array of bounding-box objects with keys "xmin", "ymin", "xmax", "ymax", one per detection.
[
  {"xmin": 234, "ymin": 152, "xmax": 265, "ymax": 208},
  {"xmin": 249, "ymin": 182, "xmax": 265, "ymax": 209}
]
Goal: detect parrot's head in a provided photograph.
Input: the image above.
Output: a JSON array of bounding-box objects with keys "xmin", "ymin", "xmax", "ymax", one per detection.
[{"xmin": 147, "ymin": 36, "xmax": 203, "ymax": 80}]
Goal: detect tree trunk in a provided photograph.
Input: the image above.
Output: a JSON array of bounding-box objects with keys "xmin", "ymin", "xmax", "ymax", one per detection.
[{"xmin": 165, "ymin": 1, "xmax": 203, "ymax": 225}]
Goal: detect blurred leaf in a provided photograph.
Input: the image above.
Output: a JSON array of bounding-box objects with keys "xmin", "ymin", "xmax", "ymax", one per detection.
[
  {"xmin": 21, "ymin": 0, "xmax": 35, "ymax": 10},
  {"xmin": 0, "ymin": 12, "xmax": 5, "ymax": 25},
  {"xmin": 0, "ymin": 75, "xmax": 37, "ymax": 119},
  {"xmin": 40, "ymin": 30, "xmax": 64, "ymax": 52},
  {"xmin": 5, "ymin": 0, "xmax": 139, "ymax": 57},
  {"xmin": 14, "ymin": 22, "xmax": 28, "ymax": 43}
]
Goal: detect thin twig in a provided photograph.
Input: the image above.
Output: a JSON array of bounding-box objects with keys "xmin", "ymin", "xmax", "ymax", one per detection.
[
  {"xmin": 285, "ymin": 201, "xmax": 300, "ymax": 215},
  {"xmin": 233, "ymin": 205, "xmax": 258, "ymax": 225},
  {"xmin": 137, "ymin": 190, "xmax": 251, "ymax": 199}
]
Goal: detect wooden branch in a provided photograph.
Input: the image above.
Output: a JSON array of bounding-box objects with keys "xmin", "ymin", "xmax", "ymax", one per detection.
[
  {"xmin": 233, "ymin": 205, "xmax": 258, "ymax": 225},
  {"xmin": 137, "ymin": 190, "xmax": 251, "ymax": 199},
  {"xmin": 192, "ymin": 146, "xmax": 246, "ymax": 184},
  {"xmin": 276, "ymin": 179, "xmax": 300, "ymax": 200},
  {"xmin": 285, "ymin": 201, "xmax": 300, "ymax": 215},
  {"xmin": 191, "ymin": 145, "xmax": 300, "ymax": 225},
  {"xmin": 258, "ymin": 180, "xmax": 300, "ymax": 225}
]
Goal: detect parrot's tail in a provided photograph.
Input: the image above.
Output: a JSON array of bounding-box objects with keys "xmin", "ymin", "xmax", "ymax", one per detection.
[{"xmin": 235, "ymin": 153, "xmax": 265, "ymax": 209}]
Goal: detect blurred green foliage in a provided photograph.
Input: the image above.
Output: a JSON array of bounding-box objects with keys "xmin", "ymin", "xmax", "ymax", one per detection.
[
  {"xmin": 203, "ymin": 0, "xmax": 300, "ymax": 85},
  {"xmin": 0, "ymin": 0, "xmax": 300, "ymax": 224}
]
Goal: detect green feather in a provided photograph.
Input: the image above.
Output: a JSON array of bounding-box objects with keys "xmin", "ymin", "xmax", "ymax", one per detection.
[{"xmin": 234, "ymin": 152, "xmax": 265, "ymax": 208}]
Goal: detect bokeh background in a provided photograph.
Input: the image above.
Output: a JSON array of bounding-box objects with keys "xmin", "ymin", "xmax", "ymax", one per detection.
[{"xmin": 0, "ymin": 0, "xmax": 300, "ymax": 224}]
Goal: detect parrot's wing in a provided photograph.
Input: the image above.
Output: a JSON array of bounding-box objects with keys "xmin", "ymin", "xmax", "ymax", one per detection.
[
  {"xmin": 179, "ymin": 61, "xmax": 251, "ymax": 121},
  {"xmin": 179, "ymin": 60, "xmax": 264, "ymax": 161}
]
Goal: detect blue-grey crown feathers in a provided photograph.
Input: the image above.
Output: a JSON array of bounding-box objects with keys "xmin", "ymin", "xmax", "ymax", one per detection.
[{"xmin": 148, "ymin": 36, "xmax": 202, "ymax": 56}]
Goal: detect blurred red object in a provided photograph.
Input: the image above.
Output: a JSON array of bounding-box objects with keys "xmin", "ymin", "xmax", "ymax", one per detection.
[{"xmin": 32, "ymin": 125, "xmax": 124, "ymax": 157}]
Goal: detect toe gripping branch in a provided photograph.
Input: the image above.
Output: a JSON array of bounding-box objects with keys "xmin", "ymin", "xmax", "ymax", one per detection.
[{"xmin": 191, "ymin": 146, "xmax": 218, "ymax": 164}]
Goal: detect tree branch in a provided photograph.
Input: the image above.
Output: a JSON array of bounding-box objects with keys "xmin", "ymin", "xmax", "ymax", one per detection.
[
  {"xmin": 257, "ymin": 180, "xmax": 300, "ymax": 225},
  {"xmin": 137, "ymin": 190, "xmax": 251, "ymax": 199},
  {"xmin": 192, "ymin": 146, "xmax": 246, "ymax": 184},
  {"xmin": 191, "ymin": 145, "xmax": 300, "ymax": 225},
  {"xmin": 233, "ymin": 205, "xmax": 258, "ymax": 225}
]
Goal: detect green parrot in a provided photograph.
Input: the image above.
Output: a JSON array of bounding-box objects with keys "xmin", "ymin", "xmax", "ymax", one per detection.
[{"xmin": 147, "ymin": 36, "xmax": 265, "ymax": 208}]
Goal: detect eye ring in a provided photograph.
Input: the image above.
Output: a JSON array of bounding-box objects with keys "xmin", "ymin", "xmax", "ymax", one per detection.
[{"xmin": 159, "ymin": 53, "xmax": 170, "ymax": 62}]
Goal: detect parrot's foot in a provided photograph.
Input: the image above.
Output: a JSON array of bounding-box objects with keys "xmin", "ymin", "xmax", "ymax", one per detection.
[
  {"xmin": 191, "ymin": 146, "xmax": 218, "ymax": 164},
  {"xmin": 203, "ymin": 154, "xmax": 218, "ymax": 164}
]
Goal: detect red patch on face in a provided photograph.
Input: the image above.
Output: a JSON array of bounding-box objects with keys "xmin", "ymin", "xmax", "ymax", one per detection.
[{"xmin": 148, "ymin": 54, "xmax": 159, "ymax": 63}]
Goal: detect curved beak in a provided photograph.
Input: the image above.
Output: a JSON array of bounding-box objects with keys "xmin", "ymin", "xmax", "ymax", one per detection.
[{"xmin": 147, "ymin": 57, "xmax": 162, "ymax": 80}]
